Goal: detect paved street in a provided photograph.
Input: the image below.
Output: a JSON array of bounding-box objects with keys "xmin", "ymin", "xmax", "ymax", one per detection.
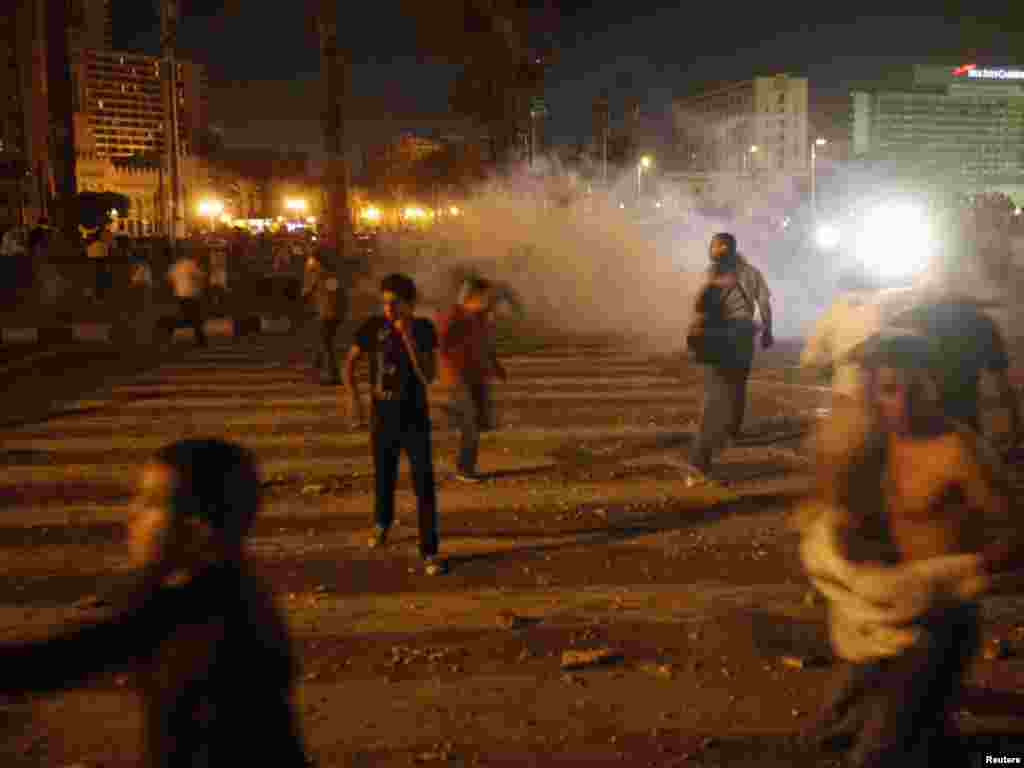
[{"xmin": 1, "ymin": 332, "xmax": 1023, "ymax": 766}]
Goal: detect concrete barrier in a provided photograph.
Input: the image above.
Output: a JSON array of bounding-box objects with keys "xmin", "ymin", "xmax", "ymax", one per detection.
[{"xmin": 2, "ymin": 314, "xmax": 295, "ymax": 351}]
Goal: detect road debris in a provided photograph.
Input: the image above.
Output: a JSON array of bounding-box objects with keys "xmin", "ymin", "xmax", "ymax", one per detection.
[{"xmin": 560, "ymin": 647, "xmax": 623, "ymax": 670}]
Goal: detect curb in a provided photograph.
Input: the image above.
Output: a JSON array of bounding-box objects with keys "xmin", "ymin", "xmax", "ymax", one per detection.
[{"xmin": 1, "ymin": 315, "xmax": 296, "ymax": 346}]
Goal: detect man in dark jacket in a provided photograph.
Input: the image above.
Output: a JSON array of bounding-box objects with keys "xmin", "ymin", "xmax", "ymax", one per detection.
[
  {"xmin": 686, "ymin": 232, "xmax": 774, "ymax": 484},
  {"xmin": 302, "ymin": 248, "xmax": 347, "ymax": 385}
]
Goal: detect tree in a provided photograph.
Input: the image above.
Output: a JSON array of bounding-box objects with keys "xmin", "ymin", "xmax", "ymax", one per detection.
[
  {"xmin": 400, "ymin": 0, "xmax": 557, "ymax": 166},
  {"xmin": 76, "ymin": 191, "xmax": 130, "ymax": 231}
]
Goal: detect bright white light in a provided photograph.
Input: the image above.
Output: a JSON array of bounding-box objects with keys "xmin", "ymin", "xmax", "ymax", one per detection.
[
  {"xmin": 197, "ymin": 199, "xmax": 223, "ymax": 217},
  {"xmin": 815, "ymin": 137, "xmax": 828, "ymax": 146},
  {"xmin": 285, "ymin": 198, "xmax": 308, "ymax": 212},
  {"xmin": 655, "ymin": 201, "xmax": 663, "ymax": 208},
  {"xmin": 619, "ymin": 203, "xmax": 625, "ymax": 209},
  {"xmin": 854, "ymin": 203, "xmax": 932, "ymax": 280},
  {"xmin": 815, "ymin": 223, "xmax": 841, "ymax": 249},
  {"xmin": 781, "ymin": 216, "xmax": 791, "ymax": 229},
  {"xmin": 1016, "ymin": 207, "xmax": 1022, "ymax": 216}
]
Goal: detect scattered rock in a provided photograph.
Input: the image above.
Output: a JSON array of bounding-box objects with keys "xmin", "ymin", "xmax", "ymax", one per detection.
[
  {"xmin": 496, "ymin": 611, "xmax": 530, "ymax": 630},
  {"xmin": 560, "ymin": 647, "xmax": 622, "ymax": 671},
  {"xmin": 983, "ymin": 639, "xmax": 1015, "ymax": 660},
  {"xmin": 639, "ymin": 662, "xmax": 675, "ymax": 681},
  {"xmin": 780, "ymin": 654, "xmax": 830, "ymax": 669},
  {"xmin": 72, "ymin": 595, "xmax": 110, "ymax": 611}
]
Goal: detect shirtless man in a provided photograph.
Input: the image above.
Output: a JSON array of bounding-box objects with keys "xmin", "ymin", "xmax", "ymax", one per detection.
[{"xmin": 801, "ymin": 331, "xmax": 1017, "ymax": 766}]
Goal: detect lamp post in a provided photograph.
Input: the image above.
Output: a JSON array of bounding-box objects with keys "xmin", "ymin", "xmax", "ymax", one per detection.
[
  {"xmin": 811, "ymin": 137, "xmax": 827, "ymax": 216},
  {"xmin": 197, "ymin": 199, "xmax": 223, "ymax": 233},
  {"xmin": 284, "ymin": 198, "xmax": 307, "ymax": 219},
  {"xmin": 637, "ymin": 155, "xmax": 652, "ymax": 201},
  {"xmin": 742, "ymin": 145, "xmax": 759, "ymax": 174}
]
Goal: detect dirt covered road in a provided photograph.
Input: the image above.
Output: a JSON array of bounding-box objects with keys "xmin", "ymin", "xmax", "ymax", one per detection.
[{"xmin": 1, "ymin": 332, "xmax": 1023, "ymax": 767}]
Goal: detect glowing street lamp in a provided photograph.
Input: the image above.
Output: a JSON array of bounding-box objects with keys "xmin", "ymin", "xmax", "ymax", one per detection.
[
  {"xmin": 742, "ymin": 145, "xmax": 759, "ymax": 174},
  {"xmin": 637, "ymin": 155, "xmax": 653, "ymax": 199},
  {"xmin": 361, "ymin": 206, "xmax": 382, "ymax": 224},
  {"xmin": 285, "ymin": 198, "xmax": 308, "ymax": 216},
  {"xmin": 197, "ymin": 199, "xmax": 224, "ymax": 232},
  {"xmin": 815, "ymin": 223, "xmax": 841, "ymax": 250},
  {"xmin": 811, "ymin": 137, "xmax": 828, "ymax": 216}
]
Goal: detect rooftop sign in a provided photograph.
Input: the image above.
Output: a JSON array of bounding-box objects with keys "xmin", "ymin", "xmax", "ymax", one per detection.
[{"xmin": 953, "ymin": 64, "xmax": 1024, "ymax": 80}]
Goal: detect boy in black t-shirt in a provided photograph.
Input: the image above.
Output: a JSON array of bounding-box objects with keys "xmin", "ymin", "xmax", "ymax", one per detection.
[{"xmin": 344, "ymin": 273, "xmax": 446, "ymax": 575}]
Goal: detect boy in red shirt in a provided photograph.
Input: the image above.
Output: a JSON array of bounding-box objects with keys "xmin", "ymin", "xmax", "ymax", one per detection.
[{"xmin": 436, "ymin": 277, "xmax": 508, "ymax": 482}]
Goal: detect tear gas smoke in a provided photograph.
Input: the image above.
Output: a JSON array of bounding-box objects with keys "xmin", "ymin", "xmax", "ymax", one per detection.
[{"xmin": 378, "ymin": 153, "xmax": 1012, "ymax": 349}]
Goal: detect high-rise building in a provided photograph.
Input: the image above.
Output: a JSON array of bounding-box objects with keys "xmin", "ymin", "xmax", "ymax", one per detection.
[
  {"xmin": 673, "ymin": 74, "xmax": 810, "ymax": 175},
  {"xmin": 72, "ymin": 48, "xmax": 206, "ymax": 160},
  {"xmin": 70, "ymin": 0, "xmax": 112, "ymax": 50},
  {"xmin": 851, "ymin": 64, "xmax": 1024, "ymax": 192},
  {"xmin": 0, "ymin": 0, "xmax": 51, "ymax": 230}
]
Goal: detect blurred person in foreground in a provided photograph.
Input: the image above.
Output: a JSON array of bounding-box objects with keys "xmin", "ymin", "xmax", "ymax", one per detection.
[
  {"xmin": 344, "ymin": 273, "xmax": 446, "ymax": 576},
  {"xmin": 302, "ymin": 248, "xmax": 347, "ymax": 385},
  {"xmin": 889, "ymin": 291, "xmax": 1020, "ymax": 456},
  {"xmin": 0, "ymin": 438, "xmax": 308, "ymax": 767},
  {"xmin": 798, "ymin": 331, "xmax": 1018, "ymax": 766},
  {"xmin": 436, "ymin": 276, "xmax": 509, "ymax": 482},
  {"xmin": 683, "ymin": 232, "xmax": 774, "ymax": 484},
  {"xmin": 800, "ymin": 268, "xmax": 891, "ymax": 403}
]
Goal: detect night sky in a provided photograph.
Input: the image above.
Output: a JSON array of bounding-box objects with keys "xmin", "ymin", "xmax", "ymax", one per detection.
[{"xmin": 111, "ymin": 2, "xmax": 1022, "ymax": 157}]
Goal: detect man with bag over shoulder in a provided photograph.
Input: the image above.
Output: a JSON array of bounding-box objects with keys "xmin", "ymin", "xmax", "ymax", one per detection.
[{"xmin": 684, "ymin": 233, "xmax": 773, "ymax": 485}]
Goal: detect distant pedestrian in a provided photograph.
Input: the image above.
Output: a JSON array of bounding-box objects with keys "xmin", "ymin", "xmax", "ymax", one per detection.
[
  {"xmin": 0, "ymin": 438, "xmax": 310, "ymax": 767},
  {"xmin": 87, "ymin": 228, "xmax": 113, "ymax": 302},
  {"xmin": 436, "ymin": 276, "xmax": 509, "ymax": 482},
  {"xmin": 209, "ymin": 244, "xmax": 229, "ymax": 312},
  {"xmin": 129, "ymin": 253, "xmax": 154, "ymax": 313},
  {"xmin": 343, "ymin": 273, "xmax": 446, "ymax": 575},
  {"xmin": 168, "ymin": 250, "xmax": 208, "ymax": 347},
  {"xmin": 1, "ymin": 224, "xmax": 27, "ymax": 306},
  {"xmin": 684, "ymin": 233, "xmax": 774, "ymax": 484},
  {"xmin": 302, "ymin": 250, "xmax": 347, "ymax": 385}
]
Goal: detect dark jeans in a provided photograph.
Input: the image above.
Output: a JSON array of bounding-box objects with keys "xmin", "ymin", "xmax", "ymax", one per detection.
[
  {"xmin": 815, "ymin": 602, "xmax": 980, "ymax": 767},
  {"xmin": 312, "ymin": 317, "xmax": 341, "ymax": 383},
  {"xmin": 689, "ymin": 363, "xmax": 751, "ymax": 473},
  {"xmin": 177, "ymin": 298, "xmax": 207, "ymax": 346},
  {"xmin": 445, "ymin": 381, "xmax": 492, "ymax": 474},
  {"xmin": 95, "ymin": 261, "xmax": 112, "ymax": 302},
  {"xmin": 372, "ymin": 412, "xmax": 438, "ymax": 558}
]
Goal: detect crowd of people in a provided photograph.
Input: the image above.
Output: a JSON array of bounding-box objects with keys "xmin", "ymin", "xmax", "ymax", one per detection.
[{"xmin": 0, "ymin": 212, "xmax": 1022, "ymax": 765}]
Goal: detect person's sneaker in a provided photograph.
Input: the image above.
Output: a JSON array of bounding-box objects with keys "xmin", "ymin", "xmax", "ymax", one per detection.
[
  {"xmin": 424, "ymin": 557, "xmax": 448, "ymax": 576},
  {"xmin": 453, "ymin": 470, "xmax": 484, "ymax": 483},
  {"xmin": 367, "ymin": 526, "xmax": 389, "ymax": 549}
]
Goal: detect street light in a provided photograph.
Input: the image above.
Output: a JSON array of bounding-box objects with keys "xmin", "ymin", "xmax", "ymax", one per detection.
[
  {"xmin": 811, "ymin": 137, "xmax": 827, "ymax": 216},
  {"xmin": 637, "ymin": 155, "xmax": 653, "ymax": 199},
  {"xmin": 285, "ymin": 198, "xmax": 308, "ymax": 216},
  {"xmin": 742, "ymin": 145, "xmax": 759, "ymax": 174},
  {"xmin": 197, "ymin": 199, "xmax": 224, "ymax": 232}
]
